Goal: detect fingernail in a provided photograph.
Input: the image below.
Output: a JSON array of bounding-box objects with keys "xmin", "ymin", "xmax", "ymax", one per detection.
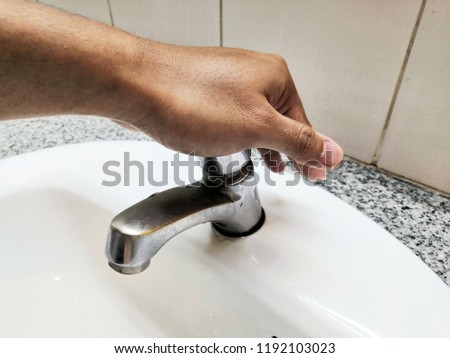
[{"xmin": 320, "ymin": 139, "xmax": 344, "ymax": 168}]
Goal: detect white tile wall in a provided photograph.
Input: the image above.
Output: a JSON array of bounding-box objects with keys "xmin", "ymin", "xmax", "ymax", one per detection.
[
  {"xmin": 378, "ymin": 0, "xmax": 450, "ymax": 193},
  {"xmin": 223, "ymin": 0, "xmax": 422, "ymax": 163},
  {"xmin": 109, "ymin": 0, "xmax": 220, "ymax": 46},
  {"xmin": 37, "ymin": 0, "xmax": 112, "ymax": 24}
]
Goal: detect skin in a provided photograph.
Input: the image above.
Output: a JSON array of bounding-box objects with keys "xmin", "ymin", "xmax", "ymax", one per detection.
[{"xmin": 0, "ymin": 0, "xmax": 343, "ymax": 180}]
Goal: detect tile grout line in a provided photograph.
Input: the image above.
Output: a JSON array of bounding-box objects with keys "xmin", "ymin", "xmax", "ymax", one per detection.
[
  {"xmin": 344, "ymin": 155, "xmax": 450, "ymax": 198},
  {"xmin": 107, "ymin": 0, "xmax": 115, "ymax": 27},
  {"xmin": 371, "ymin": 0, "xmax": 427, "ymax": 165},
  {"xmin": 219, "ymin": 0, "xmax": 223, "ymax": 47}
]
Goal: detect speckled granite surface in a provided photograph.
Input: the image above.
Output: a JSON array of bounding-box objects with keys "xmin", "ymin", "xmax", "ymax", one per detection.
[{"xmin": 1, "ymin": 115, "xmax": 449, "ymax": 285}]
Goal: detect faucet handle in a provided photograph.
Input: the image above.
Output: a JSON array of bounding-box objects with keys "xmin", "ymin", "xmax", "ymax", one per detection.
[{"xmin": 201, "ymin": 150, "xmax": 252, "ymax": 185}]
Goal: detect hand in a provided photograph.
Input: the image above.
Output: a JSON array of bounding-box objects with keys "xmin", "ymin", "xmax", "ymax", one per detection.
[
  {"xmin": 112, "ymin": 43, "xmax": 343, "ymax": 180},
  {"xmin": 0, "ymin": 0, "xmax": 342, "ymax": 181}
]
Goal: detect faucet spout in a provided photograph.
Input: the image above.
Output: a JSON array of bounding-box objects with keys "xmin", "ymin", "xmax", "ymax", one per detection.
[{"xmin": 106, "ymin": 150, "xmax": 264, "ymax": 275}]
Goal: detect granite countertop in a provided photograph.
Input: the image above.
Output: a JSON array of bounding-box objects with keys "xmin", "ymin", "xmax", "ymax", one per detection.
[{"xmin": 1, "ymin": 115, "xmax": 449, "ymax": 285}]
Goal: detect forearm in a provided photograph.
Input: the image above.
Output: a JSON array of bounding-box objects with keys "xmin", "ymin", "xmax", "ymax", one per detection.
[{"xmin": 0, "ymin": 0, "xmax": 151, "ymax": 120}]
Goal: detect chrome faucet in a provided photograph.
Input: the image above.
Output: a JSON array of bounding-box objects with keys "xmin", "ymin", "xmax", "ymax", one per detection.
[{"xmin": 106, "ymin": 150, "xmax": 265, "ymax": 274}]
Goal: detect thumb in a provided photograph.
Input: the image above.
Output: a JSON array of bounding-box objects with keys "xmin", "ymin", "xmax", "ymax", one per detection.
[
  {"xmin": 267, "ymin": 112, "xmax": 343, "ymax": 169},
  {"xmin": 319, "ymin": 134, "xmax": 344, "ymax": 168}
]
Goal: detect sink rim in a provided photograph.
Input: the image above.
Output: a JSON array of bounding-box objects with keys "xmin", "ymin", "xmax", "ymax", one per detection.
[{"xmin": 1, "ymin": 141, "xmax": 450, "ymax": 338}]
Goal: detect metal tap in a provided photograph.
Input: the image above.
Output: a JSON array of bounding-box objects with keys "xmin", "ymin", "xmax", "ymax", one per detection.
[{"xmin": 106, "ymin": 150, "xmax": 265, "ymax": 274}]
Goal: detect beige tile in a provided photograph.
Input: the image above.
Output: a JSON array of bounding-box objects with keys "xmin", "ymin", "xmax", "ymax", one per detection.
[
  {"xmin": 378, "ymin": 0, "xmax": 450, "ymax": 193},
  {"xmin": 223, "ymin": 0, "xmax": 421, "ymax": 162},
  {"xmin": 109, "ymin": 0, "xmax": 220, "ymax": 46},
  {"xmin": 37, "ymin": 0, "xmax": 111, "ymax": 24}
]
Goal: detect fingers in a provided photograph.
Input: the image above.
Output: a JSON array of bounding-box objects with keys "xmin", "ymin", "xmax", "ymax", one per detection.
[
  {"xmin": 290, "ymin": 158, "xmax": 327, "ymax": 181},
  {"xmin": 319, "ymin": 134, "xmax": 344, "ymax": 168},
  {"xmin": 264, "ymin": 72, "xmax": 343, "ymax": 179},
  {"xmin": 258, "ymin": 148, "xmax": 285, "ymax": 173},
  {"xmin": 275, "ymin": 112, "xmax": 324, "ymax": 164},
  {"xmin": 258, "ymin": 148, "xmax": 329, "ymax": 180},
  {"xmin": 262, "ymin": 110, "xmax": 343, "ymax": 179}
]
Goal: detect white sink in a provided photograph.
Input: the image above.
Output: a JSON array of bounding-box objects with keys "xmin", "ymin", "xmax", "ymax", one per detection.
[{"xmin": 1, "ymin": 141, "xmax": 449, "ymax": 337}]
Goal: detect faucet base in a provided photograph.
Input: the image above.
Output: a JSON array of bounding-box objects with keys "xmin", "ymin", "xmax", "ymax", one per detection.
[{"xmin": 212, "ymin": 208, "xmax": 266, "ymax": 238}]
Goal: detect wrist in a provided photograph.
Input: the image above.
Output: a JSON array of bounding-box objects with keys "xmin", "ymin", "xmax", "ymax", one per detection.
[
  {"xmin": 79, "ymin": 33, "xmax": 151, "ymax": 118},
  {"xmin": 92, "ymin": 36, "xmax": 165, "ymax": 122}
]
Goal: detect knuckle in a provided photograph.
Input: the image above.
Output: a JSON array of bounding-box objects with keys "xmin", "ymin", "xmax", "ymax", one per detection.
[
  {"xmin": 272, "ymin": 55, "xmax": 289, "ymax": 71},
  {"xmin": 263, "ymin": 53, "xmax": 288, "ymax": 71},
  {"xmin": 272, "ymin": 54, "xmax": 287, "ymax": 65},
  {"xmin": 294, "ymin": 126, "xmax": 317, "ymax": 154}
]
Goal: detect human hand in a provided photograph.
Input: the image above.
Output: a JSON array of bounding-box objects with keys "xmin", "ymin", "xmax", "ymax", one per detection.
[
  {"xmin": 113, "ymin": 43, "xmax": 343, "ymax": 180},
  {"xmin": 0, "ymin": 0, "xmax": 342, "ymax": 181}
]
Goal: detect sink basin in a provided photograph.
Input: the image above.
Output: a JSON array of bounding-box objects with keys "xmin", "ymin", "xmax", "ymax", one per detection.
[{"xmin": 1, "ymin": 141, "xmax": 449, "ymax": 337}]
